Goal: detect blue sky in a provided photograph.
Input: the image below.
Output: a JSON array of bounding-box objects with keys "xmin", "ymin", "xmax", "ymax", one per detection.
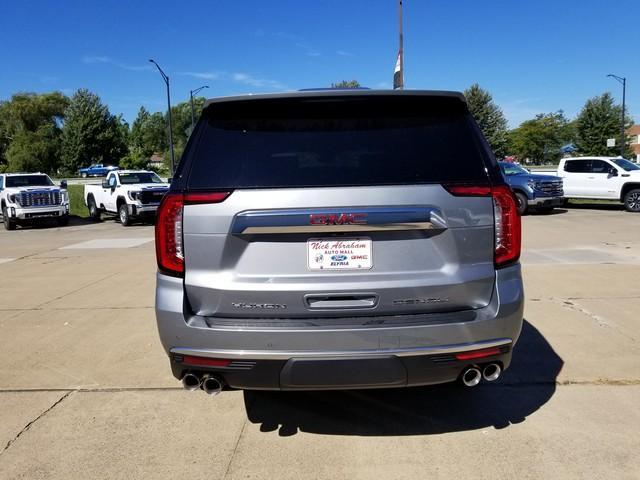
[{"xmin": 1, "ymin": 0, "xmax": 638, "ymax": 128}]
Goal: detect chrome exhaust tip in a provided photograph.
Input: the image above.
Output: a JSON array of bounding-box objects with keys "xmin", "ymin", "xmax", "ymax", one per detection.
[
  {"xmin": 461, "ymin": 367, "xmax": 482, "ymax": 387},
  {"xmin": 181, "ymin": 373, "xmax": 202, "ymax": 391},
  {"xmin": 482, "ymin": 363, "xmax": 502, "ymax": 382},
  {"xmin": 201, "ymin": 374, "xmax": 223, "ymax": 396}
]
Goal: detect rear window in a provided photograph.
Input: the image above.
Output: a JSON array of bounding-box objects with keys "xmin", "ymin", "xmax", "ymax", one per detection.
[
  {"xmin": 119, "ymin": 172, "xmax": 163, "ymax": 184},
  {"xmin": 564, "ymin": 160, "xmax": 590, "ymax": 173},
  {"xmin": 185, "ymin": 95, "xmax": 491, "ymax": 189}
]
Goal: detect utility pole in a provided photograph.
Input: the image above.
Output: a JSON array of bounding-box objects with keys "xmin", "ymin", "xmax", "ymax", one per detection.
[
  {"xmin": 149, "ymin": 59, "xmax": 175, "ymax": 174},
  {"xmin": 607, "ymin": 74, "xmax": 627, "ymax": 157},
  {"xmin": 399, "ymin": 0, "xmax": 404, "ymax": 88},
  {"xmin": 189, "ymin": 85, "xmax": 209, "ymax": 133}
]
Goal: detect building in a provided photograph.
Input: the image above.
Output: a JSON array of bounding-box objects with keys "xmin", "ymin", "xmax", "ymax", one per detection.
[
  {"xmin": 148, "ymin": 153, "xmax": 165, "ymax": 169},
  {"xmin": 629, "ymin": 125, "xmax": 640, "ymax": 162}
]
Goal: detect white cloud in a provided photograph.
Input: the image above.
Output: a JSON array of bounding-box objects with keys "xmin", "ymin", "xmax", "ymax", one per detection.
[
  {"xmin": 82, "ymin": 56, "xmax": 152, "ymax": 72},
  {"xmin": 337, "ymin": 50, "xmax": 354, "ymax": 57},
  {"xmin": 177, "ymin": 71, "xmax": 220, "ymax": 80},
  {"xmin": 232, "ymin": 72, "xmax": 285, "ymax": 90}
]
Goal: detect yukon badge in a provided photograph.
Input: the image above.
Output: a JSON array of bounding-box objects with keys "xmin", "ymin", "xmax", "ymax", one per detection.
[{"xmin": 309, "ymin": 213, "xmax": 367, "ymax": 225}]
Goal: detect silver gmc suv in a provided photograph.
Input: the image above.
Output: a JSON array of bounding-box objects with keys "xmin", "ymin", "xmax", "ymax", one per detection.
[{"xmin": 155, "ymin": 90, "xmax": 524, "ymax": 395}]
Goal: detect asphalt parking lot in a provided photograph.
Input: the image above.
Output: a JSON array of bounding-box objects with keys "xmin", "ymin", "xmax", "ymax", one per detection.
[{"xmin": 1, "ymin": 206, "xmax": 639, "ymax": 479}]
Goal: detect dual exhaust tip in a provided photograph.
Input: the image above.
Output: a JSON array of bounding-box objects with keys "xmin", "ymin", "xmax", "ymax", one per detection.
[
  {"xmin": 461, "ymin": 363, "xmax": 502, "ymax": 387},
  {"xmin": 181, "ymin": 373, "xmax": 223, "ymax": 395}
]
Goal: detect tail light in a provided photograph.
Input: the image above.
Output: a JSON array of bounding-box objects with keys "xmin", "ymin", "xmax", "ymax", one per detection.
[
  {"xmin": 491, "ymin": 185, "xmax": 521, "ymax": 267},
  {"xmin": 444, "ymin": 184, "xmax": 521, "ymax": 268},
  {"xmin": 155, "ymin": 191, "xmax": 231, "ymax": 277}
]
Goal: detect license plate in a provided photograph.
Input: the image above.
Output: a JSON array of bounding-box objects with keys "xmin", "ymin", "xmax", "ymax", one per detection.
[{"xmin": 307, "ymin": 238, "xmax": 372, "ymax": 270}]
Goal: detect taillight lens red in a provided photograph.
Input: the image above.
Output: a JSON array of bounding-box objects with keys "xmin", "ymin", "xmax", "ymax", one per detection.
[
  {"xmin": 156, "ymin": 193, "xmax": 185, "ymax": 277},
  {"xmin": 444, "ymin": 183, "xmax": 521, "ymax": 268},
  {"xmin": 491, "ymin": 185, "xmax": 521, "ymax": 267},
  {"xmin": 155, "ymin": 191, "xmax": 231, "ymax": 277}
]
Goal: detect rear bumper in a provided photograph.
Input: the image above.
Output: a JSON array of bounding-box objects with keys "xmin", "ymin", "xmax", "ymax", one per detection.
[
  {"xmin": 155, "ymin": 264, "xmax": 524, "ymax": 390},
  {"xmin": 170, "ymin": 347, "xmax": 513, "ymax": 390}
]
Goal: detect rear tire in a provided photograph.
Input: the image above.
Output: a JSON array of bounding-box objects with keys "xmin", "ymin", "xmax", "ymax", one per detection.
[
  {"xmin": 87, "ymin": 196, "xmax": 101, "ymax": 221},
  {"xmin": 81, "ymin": 172, "xmax": 88, "ymax": 178},
  {"xmin": 623, "ymin": 189, "xmax": 640, "ymax": 212},
  {"xmin": 515, "ymin": 192, "xmax": 528, "ymax": 215},
  {"xmin": 2, "ymin": 207, "xmax": 17, "ymax": 231},
  {"xmin": 119, "ymin": 203, "xmax": 131, "ymax": 226}
]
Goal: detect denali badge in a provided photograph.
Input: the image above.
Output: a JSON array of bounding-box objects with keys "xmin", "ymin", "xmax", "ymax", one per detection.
[
  {"xmin": 309, "ymin": 213, "xmax": 367, "ymax": 225},
  {"xmin": 231, "ymin": 302, "xmax": 287, "ymax": 309},
  {"xmin": 392, "ymin": 298, "xmax": 450, "ymax": 305}
]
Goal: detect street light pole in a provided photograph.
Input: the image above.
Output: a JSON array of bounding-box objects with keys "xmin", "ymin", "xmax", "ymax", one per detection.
[
  {"xmin": 149, "ymin": 59, "xmax": 175, "ymax": 174},
  {"xmin": 189, "ymin": 85, "xmax": 209, "ymax": 133},
  {"xmin": 607, "ymin": 74, "xmax": 627, "ymax": 157}
]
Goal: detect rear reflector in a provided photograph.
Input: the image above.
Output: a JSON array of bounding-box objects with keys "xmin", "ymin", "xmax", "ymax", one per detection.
[
  {"xmin": 444, "ymin": 183, "xmax": 521, "ymax": 268},
  {"xmin": 455, "ymin": 347, "xmax": 501, "ymax": 361},
  {"xmin": 182, "ymin": 355, "xmax": 232, "ymax": 367},
  {"xmin": 155, "ymin": 191, "xmax": 231, "ymax": 277}
]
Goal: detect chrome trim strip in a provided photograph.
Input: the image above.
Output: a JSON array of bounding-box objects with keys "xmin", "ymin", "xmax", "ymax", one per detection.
[
  {"xmin": 231, "ymin": 206, "xmax": 444, "ymax": 235},
  {"xmin": 171, "ymin": 338, "xmax": 512, "ymax": 360},
  {"xmin": 241, "ymin": 222, "xmax": 434, "ymax": 234}
]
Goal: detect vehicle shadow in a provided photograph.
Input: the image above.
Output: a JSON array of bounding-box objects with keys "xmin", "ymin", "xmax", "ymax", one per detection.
[
  {"xmin": 527, "ymin": 208, "xmax": 568, "ymax": 216},
  {"xmin": 565, "ymin": 202, "xmax": 624, "ymax": 211},
  {"xmin": 243, "ymin": 320, "xmax": 563, "ymax": 436}
]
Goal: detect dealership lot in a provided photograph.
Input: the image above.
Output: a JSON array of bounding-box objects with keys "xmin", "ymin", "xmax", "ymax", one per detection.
[{"xmin": 0, "ymin": 207, "xmax": 639, "ymax": 479}]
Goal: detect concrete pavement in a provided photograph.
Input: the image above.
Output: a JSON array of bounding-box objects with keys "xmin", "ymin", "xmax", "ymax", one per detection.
[{"xmin": 0, "ymin": 207, "xmax": 639, "ymax": 479}]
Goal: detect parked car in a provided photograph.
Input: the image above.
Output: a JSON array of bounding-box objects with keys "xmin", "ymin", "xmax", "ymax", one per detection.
[
  {"xmin": 155, "ymin": 90, "xmax": 524, "ymax": 395},
  {"xmin": 499, "ymin": 161, "xmax": 564, "ymax": 214},
  {"xmin": 555, "ymin": 157, "xmax": 640, "ymax": 212},
  {"xmin": 84, "ymin": 170, "xmax": 169, "ymax": 226},
  {"xmin": 78, "ymin": 163, "xmax": 118, "ymax": 178},
  {"xmin": 0, "ymin": 173, "xmax": 69, "ymax": 230}
]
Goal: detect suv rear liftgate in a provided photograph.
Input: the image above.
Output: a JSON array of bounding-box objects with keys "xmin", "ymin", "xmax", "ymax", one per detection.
[{"xmin": 154, "ymin": 90, "xmax": 524, "ymax": 394}]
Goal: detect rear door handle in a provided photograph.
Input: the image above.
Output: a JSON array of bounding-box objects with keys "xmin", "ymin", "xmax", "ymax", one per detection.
[{"xmin": 305, "ymin": 293, "xmax": 378, "ymax": 309}]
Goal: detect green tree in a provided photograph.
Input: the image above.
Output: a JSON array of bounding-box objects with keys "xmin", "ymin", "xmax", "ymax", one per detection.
[
  {"xmin": 0, "ymin": 92, "xmax": 69, "ymax": 173},
  {"xmin": 464, "ymin": 84, "xmax": 509, "ymax": 158},
  {"xmin": 575, "ymin": 92, "xmax": 633, "ymax": 157},
  {"xmin": 130, "ymin": 107, "xmax": 168, "ymax": 158},
  {"xmin": 61, "ymin": 89, "xmax": 127, "ymax": 174},
  {"xmin": 331, "ymin": 80, "xmax": 361, "ymax": 88},
  {"xmin": 508, "ymin": 112, "xmax": 573, "ymax": 164}
]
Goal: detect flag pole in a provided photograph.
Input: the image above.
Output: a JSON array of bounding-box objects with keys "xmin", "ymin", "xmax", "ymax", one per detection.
[{"xmin": 398, "ymin": 0, "xmax": 404, "ymax": 89}]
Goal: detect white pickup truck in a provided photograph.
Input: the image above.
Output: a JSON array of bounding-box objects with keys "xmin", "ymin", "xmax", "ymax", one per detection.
[
  {"xmin": 84, "ymin": 170, "xmax": 170, "ymax": 226},
  {"xmin": 0, "ymin": 173, "xmax": 70, "ymax": 230},
  {"xmin": 554, "ymin": 157, "xmax": 640, "ymax": 212}
]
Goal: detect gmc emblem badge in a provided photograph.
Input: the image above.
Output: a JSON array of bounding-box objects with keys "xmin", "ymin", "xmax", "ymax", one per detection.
[{"xmin": 309, "ymin": 213, "xmax": 367, "ymax": 225}]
